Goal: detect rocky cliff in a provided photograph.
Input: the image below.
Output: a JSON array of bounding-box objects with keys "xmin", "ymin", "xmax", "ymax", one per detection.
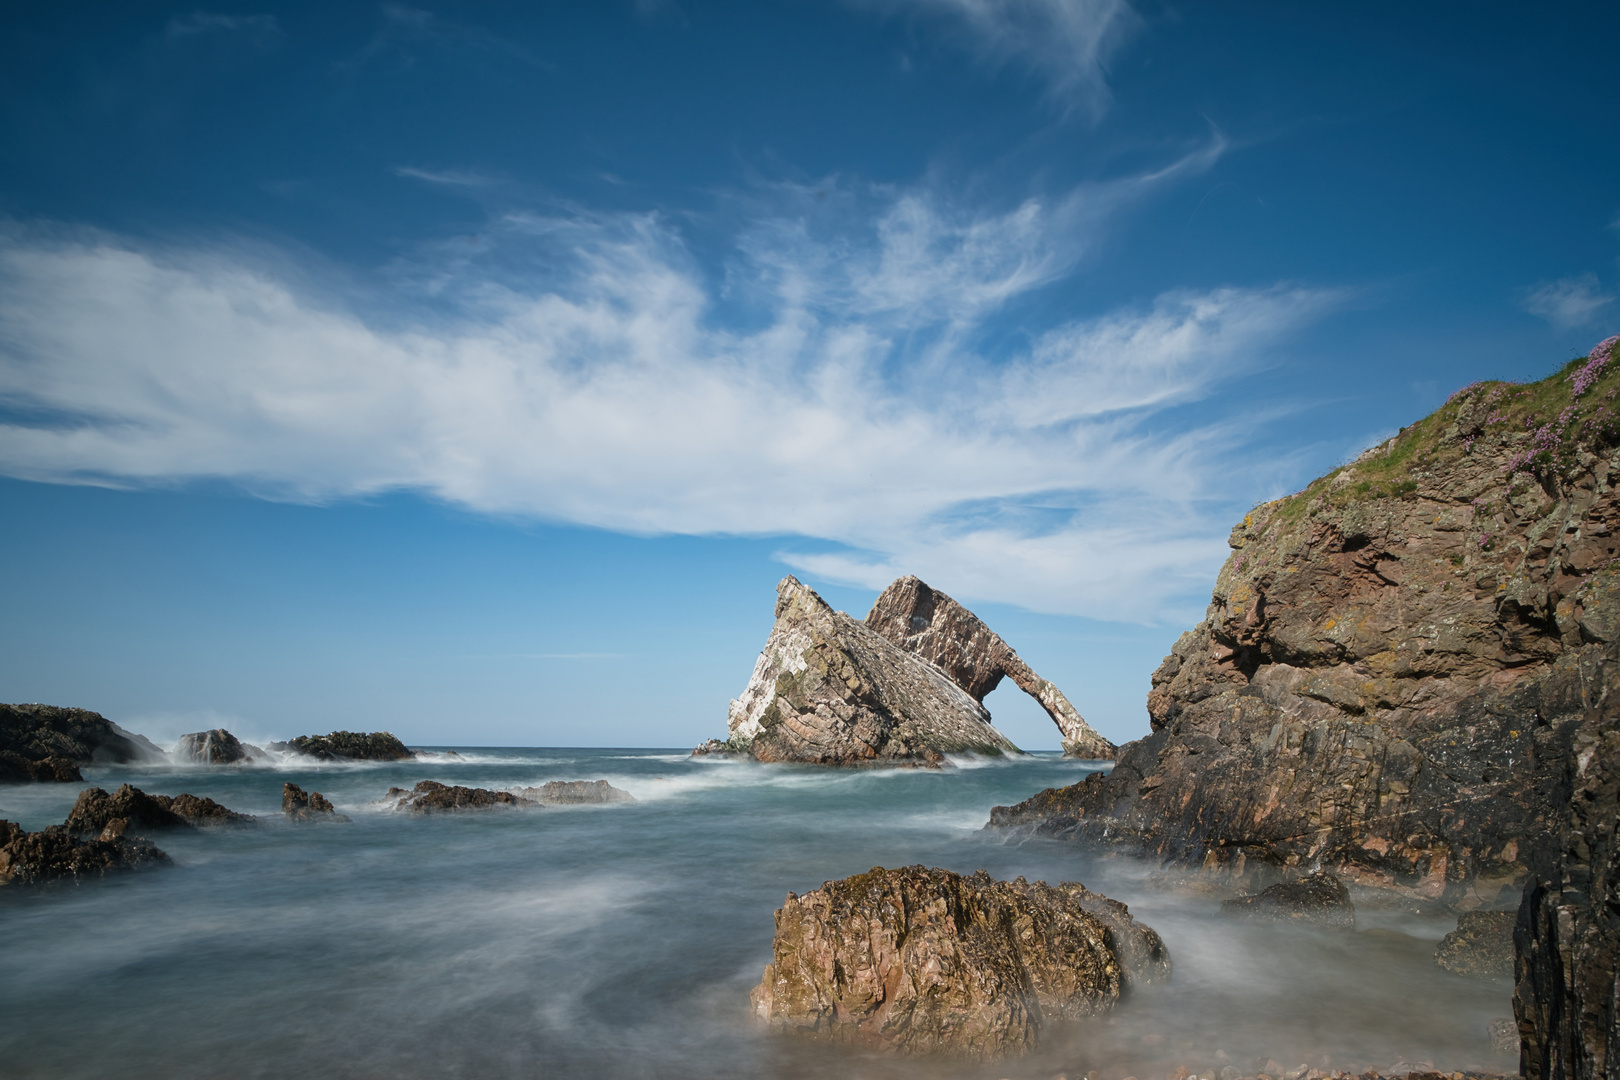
[
  {"xmin": 1, "ymin": 703, "xmax": 166, "ymax": 783},
  {"xmin": 751, "ymin": 865, "xmax": 1168, "ymax": 1057},
  {"xmin": 698, "ymin": 577, "xmax": 1021, "ymax": 765},
  {"xmin": 865, "ymin": 576, "xmax": 1115, "ymax": 759},
  {"xmin": 990, "ymin": 339, "xmax": 1620, "ymax": 907}
]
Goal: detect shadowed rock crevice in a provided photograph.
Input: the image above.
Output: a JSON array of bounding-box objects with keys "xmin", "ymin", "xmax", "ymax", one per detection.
[{"xmin": 865, "ymin": 576, "xmax": 1115, "ymax": 759}]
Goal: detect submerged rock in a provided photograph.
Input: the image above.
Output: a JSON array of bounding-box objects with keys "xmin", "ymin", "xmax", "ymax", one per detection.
[
  {"xmin": 65, "ymin": 784, "xmax": 255, "ymax": 835},
  {"xmin": 175, "ymin": 728, "xmax": 269, "ymax": 765},
  {"xmin": 386, "ymin": 780, "xmax": 534, "ymax": 812},
  {"xmin": 272, "ymin": 731, "xmax": 415, "ymax": 761},
  {"xmin": 1436, "ymin": 910, "xmax": 1515, "ymax": 978},
  {"xmin": 1221, "ymin": 872, "xmax": 1356, "ymax": 930},
  {"xmin": 0, "ymin": 818, "xmax": 170, "ymax": 885},
  {"xmin": 283, "ymin": 782, "xmax": 349, "ymax": 822},
  {"xmin": 1, "ymin": 702, "xmax": 166, "ymax": 784},
  {"xmin": 986, "ymin": 351, "xmax": 1620, "ymax": 907},
  {"xmin": 751, "ymin": 864, "xmax": 1168, "ymax": 1058},
  {"xmin": 865, "ymin": 576, "xmax": 1115, "ymax": 759},
  {"xmin": 700, "ymin": 577, "xmax": 1021, "ymax": 766},
  {"xmin": 511, "ymin": 780, "xmax": 635, "ymax": 805}
]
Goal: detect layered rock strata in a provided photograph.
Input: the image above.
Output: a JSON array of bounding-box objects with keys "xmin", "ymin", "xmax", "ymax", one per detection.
[
  {"xmin": 385, "ymin": 780, "xmax": 533, "ymax": 812},
  {"xmin": 272, "ymin": 731, "xmax": 415, "ymax": 761},
  {"xmin": 866, "ymin": 576, "xmax": 1115, "ymax": 759},
  {"xmin": 990, "ymin": 348, "xmax": 1620, "ymax": 906},
  {"xmin": 1, "ymin": 703, "xmax": 166, "ymax": 783},
  {"xmin": 698, "ymin": 577, "xmax": 1020, "ymax": 765},
  {"xmin": 751, "ymin": 864, "xmax": 1168, "ymax": 1058},
  {"xmin": 0, "ymin": 818, "xmax": 169, "ymax": 884},
  {"xmin": 66, "ymin": 784, "xmax": 254, "ymax": 834}
]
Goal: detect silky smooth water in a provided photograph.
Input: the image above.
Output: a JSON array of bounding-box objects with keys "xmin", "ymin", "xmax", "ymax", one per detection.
[{"xmin": 0, "ymin": 750, "xmax": 1512, "ymax": 1080}]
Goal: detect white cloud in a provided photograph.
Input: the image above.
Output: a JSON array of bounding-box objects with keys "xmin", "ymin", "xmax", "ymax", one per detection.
[
  {"xmin": 863, "ymin": 0, "xmax": 1139, "ymax": 116},
  {"xmin": 1524, "ymin": 273, "xmax": 1616, "ymax": 330},
  {"xmin": 165, "ymin": 12, "xmax": 281, "ymax": 39},
  {"xmin": 0, "ymin": 164, "xmax": 1332, "ymax": 622}
]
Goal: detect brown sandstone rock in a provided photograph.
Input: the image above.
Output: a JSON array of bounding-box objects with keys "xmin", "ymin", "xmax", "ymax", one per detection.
[
  {"xmin": 989, "ymin": 353, "xmax": 1620, "ymax": 906},
  {"xmin": 65, "ymin": 784, "xmax": 254, "ymax": 835},
  {"xmin": 386, "ymin": 780, "xmax": 534, "ymax": 812},
  {"xmin": 283, "ymin": 782, "xmax": 349, "ymax": 822},
  {"xmin": 0, "ymin": 818, "xmax": 170, "ymax": 885},
  {"xmin": 1221, "ymin": 871, "xmax": 1355, "ymax": 929},
  {"xmin": 865, "ymin": 576, "xmax": 1115, "ymax": 759},
  {"xmin": 1435, "ymin": 910, "xmax": 1515, "ymax": 978},
  {"xmin": 700, "ymin": 577, "xmax": 1021, "ymax": 766},
  {"xmin": 750, "ymin": 864, "xmax": 1168, "ymax": 1058}
]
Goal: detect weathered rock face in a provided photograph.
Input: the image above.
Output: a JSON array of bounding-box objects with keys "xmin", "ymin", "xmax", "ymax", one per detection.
[
  {"xmin": 701, "ymin": 577, "xmax": 1021, "ymax": 766},
  {"xmin": 272, "ymin": 731, "xmax": 414, "ymax": 761},
  {"xmin": 176, "ymin": 728, "xmax": 268, "ymax": 765},
  {"xmin": 65, "ymin": 784, "xmax": 254, "ymax": 835},
  {"xmin": 282, "ymin": 782, "xmax": 348, "ymax": 822},
  {"xmin": 511, "ymin": 780, "xmax": 635, "ymax": 805},
  {"xmin": 990, "ymin": 348, "xmax": 1620, "ymax": 906},
  {"xmin": 386, "ymin": 780, "xmax": 533, "ymax": 812},
  {"xmin": 751, "ymin": 864, "xmax": 1168, "ymax": 1058},
  {"xmin": 1221, "ymin": 872, "xmax": 1356, "ymax": 929},
  {"xmin": 865, "ymin": 577, "xmax": 1115, "ymax": 759},
  {"xmin": 1, "ymin": 703, "xmax": 166, "ymax": 783},
  {"xmin": 1515, "ymin": 637, "xmax": 1620, "ymax": 1080},
  {"xmin": 1436, "ymin": 910, "xmax": 1515, "ymax": 978},
  {"xmin": 0, "ymin": 818, "xmax": 170, "ymax": 885}
]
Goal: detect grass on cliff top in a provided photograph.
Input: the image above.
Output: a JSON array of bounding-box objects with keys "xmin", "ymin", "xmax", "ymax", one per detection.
[{"xmin": 1267, "ymin": 344, "xmax": 1620, "ymax": 526}]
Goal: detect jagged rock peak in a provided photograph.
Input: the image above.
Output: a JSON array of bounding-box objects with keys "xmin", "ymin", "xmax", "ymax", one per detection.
[
  {"xmin": 866, "ymin": 575, "xmax": 1115, "ymax": 759},
  {"xmin": 697, "ymin": 576, "xmax": 1020, "ymax": 766}
]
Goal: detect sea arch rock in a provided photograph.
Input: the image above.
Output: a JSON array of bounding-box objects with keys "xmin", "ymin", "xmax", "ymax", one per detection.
[{"xmin": 865, "ymin": 576, "xmax": 1115, "ymax": 759}]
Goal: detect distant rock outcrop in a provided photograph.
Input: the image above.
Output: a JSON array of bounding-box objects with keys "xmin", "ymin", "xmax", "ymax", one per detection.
[
  {"xmin": 385, "ymin": 780, "xmax": 533, "ymax": 812},
  {"xmin": 988, "ymin": 349, "xmax": 1620, "ymax": 907},
  {"xmin": 697, "ymin": 577, "xmax": 1021, "ymax": 766},
  {"xmin": 272, "ymin": 731, "xmax": 415, "ymax": 761},
  {"xmin": 66, "ymin": 784, "xmax": 255, "ymax": 835},
  {"xmin": 176, "ymin": 728, "xmax": 269, "ymax": 765},
  {"xmin": 510, "ymin": 780, "xmax": 635, "ymax": 805},
  {"xmin": 0, "ymin": 818, "xmax": 170, "ymax": 885},
  {"xmin": 751, "ymin": 865, "xmax": 1168, "ymax": 1058},
  {"xmin": 282, "ymin": 782, "xmax": 349, "ymax": 822},
  {"xmin": 1220, "ymin": 872, "xmax": 1356, "ymax": 929},
  {"xmin": 1, "ymin": 703, "xmax": 166, "ymax": 783},
  {"xmin": 865, "ymin": 577, "xmax": 1115, "ymax": 759}
]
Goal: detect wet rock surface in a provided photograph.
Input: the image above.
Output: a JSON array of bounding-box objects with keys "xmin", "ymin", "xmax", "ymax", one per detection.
[
  {"xmin": 176, "ymin": 728, "xmax": 268, "ymax": 765},
  {"xmin": 865, "ymin": 576, "xmax": 1115, "ymax": 759},
  {"xmin": 0, "ymin": 817, "xmax": 170, "ymax": 884},
  {"xmin": 282, "ymin": 782, "xmax": 349, "ymax": 822},
  {"xmin": 1221, "ymin": 872, "xmax": 1356, "ymax": 929},
  {"xmin": 988, "ymin": 356, "xmax": 1620, "ymax": 907},
  {"xmin": 1434, "ymin": 911, "xmax": 1514, "ymax": 978},
  {"xmin": 751, "ymin": 864, "xmax": 1168, "ymax": 1058},
  {"xmin": 510, "ymin": 780, "xmax": 635, "ymax": 804},
  {"xmin": 386, "ymin": 780, "xmax": 534, "ymax": 812},
  {"xmin": 699, "ymin": 577, "xmax": 1021, "ymax": 766},
  {"xmin": 1, "ymin": 703, "xmax": 165, "ymax": 783},
  {"xmin": 272, "ymin": 731, "xmax": 414, "ymax": 761},
  {"xmin": 66, "ymin": 784, "xmax": 255, "ymax": 835}
]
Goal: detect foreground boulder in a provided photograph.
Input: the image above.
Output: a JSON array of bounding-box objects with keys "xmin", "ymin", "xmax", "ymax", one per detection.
[
  {"xmin": 1436, "ymin": 910, "xmax": 1515, "ymax": 978},
  {"xmin": 1, "ymin": 703, "xmax": 166, "ymax": 783},
  {"xmin": 989, "ymin": 343, "xmax": 1620, "ymax": 906},
  {"xmin": 0, "ymin": 818, "xmax": 169, "ymax": 885},
  {"xmin": 510, "ymin": 780, "xmax": 635, "ymax": 805},
  {"xmin": 697, "ymin": 577, "xmax": 1021, "ymax": 766},
  {"xmin": 271, "ymin": 731, "xmax": 414, "ymax": 761},
  {"xmin": 1221, "ymin": 871, "xmax": 1355, "ymax": 929},
  {"xmin": 386, "ymin": 780, "xmax": 533, "ymax": 812},
  {"xmin": 751, "ymin": 865, "xmax": 1168, "ymax": 1058},
  {"xmin": 65, "ymin": 784, "xmax": 254, "ymax": 835},
  {"xmin": 865, "ymin": 577, "xmax": 1115, "ymax": 759},
  {"xmin": 175, "ymin": 728, "xmax": 269, "ymax": 765},
  {"xmin": 282, "ymin": 782, "xmax": 348, "ymax": 822}
]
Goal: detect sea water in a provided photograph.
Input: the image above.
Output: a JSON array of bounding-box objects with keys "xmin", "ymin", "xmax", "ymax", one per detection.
[{"xmin": 0, "ymin": 750, "xmax": 1512, "ymax": 1079}]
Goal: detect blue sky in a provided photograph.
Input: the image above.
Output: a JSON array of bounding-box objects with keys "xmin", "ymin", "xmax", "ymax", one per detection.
[{"xmin": 1, "ymin": 1, "xmax": 1617, "ymax": 749}]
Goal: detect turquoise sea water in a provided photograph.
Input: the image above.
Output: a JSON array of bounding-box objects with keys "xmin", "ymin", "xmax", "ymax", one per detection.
[{"xmin": 0, "ymin": 749, "xmax": 1511, "ymax": 1079}]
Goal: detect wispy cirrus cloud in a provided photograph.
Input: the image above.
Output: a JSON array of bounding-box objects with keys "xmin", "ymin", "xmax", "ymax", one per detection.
[
  {"xmin": 864, "ymin": 0, "xmax": 1140, "ymax": 116},
  {"xmin": 0, "ymin": 145, "xmax": 1333, "ymax": 622},
  {"xmin": 1524, "ymin": 273, "xmax": 1616, "ymax": 330}
]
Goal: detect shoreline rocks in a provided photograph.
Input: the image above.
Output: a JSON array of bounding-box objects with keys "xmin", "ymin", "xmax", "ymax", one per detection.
[
  {"xmin": 65, "ymin": 784, "xmax": 254, "ymax": 835},
  {"xmin": 510, "ymin": 780, "xmax": 635, "ymax": 805},
  {"xmin": 865, "ymin": 576, "xmax": 1115, "ymax": 759},
  {"xmin": 270, "ymin": 731, "xmax": 415, "ymax": 762},
  {"xmin": 1, "ymin": 703, "xmax": 167, "ymax": 783},
  {"xmin": 283, "ymin": 782, "xmax": 349, "ymax": 822},
  {"xmin": 1221, "ymin": 872, "xmax": 1356, "ymax": 929},
  {"xmin": 698, "ymin": 577, "xmax": 1022, "ymax": 766},
  {"xmin": 175, "ymin": 728, "xmax": 270, "ymax": 766},
  {"xmin": 0, "ymin": 818, "xmax": 170, "ymax": 885},
  {"xmin": 386, "ymin": 780, "xmax": 533, "ymax": 812},
  {"xmin": 1435, "ymin": 911, "xmax": 1514, "ymax": 978},
  {"xmin": 751, "ymin": 864, "xmax": 1168, "ymax": 1058}
]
